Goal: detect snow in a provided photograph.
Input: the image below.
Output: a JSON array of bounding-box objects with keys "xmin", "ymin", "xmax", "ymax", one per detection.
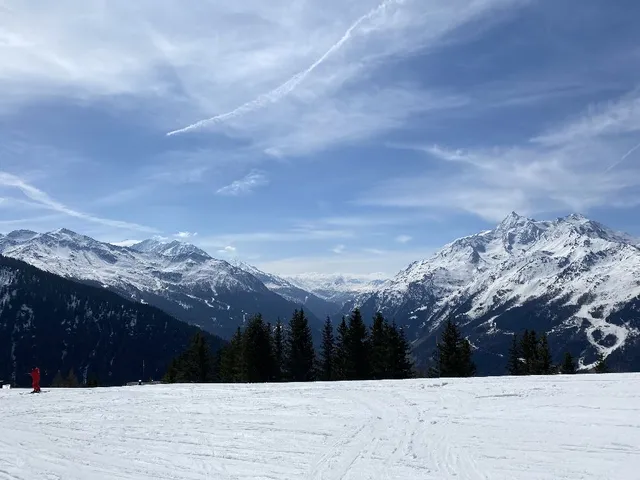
[
  {"xmin": 366, "ymin": 212, "xmax": 640, "ymax": 359},
  {"xmin": 1, "ymin": 374, "xmax": 639, "ymax": 479},
  {"xmin": 285, "ymin": 272, "xmax": 388, "ymax": 305},
  {"xmin": 0, "ymin": 229, "xmax": 269, "ymax": 304}
]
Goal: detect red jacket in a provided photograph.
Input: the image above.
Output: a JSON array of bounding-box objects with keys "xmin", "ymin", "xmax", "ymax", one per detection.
[{"xmin": 30, "ymin": 368, "xmax": 40, "ymax": 383}]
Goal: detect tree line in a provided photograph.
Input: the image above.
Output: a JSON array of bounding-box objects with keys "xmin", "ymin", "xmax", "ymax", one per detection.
[
  {"xmin": 163, "ymin": 308, "xmax": 414, "ymax": 384},
  {"xmin": 164, "ymin": 312, "xmax": 612, "ymax": 384},
  {"xmin": 507, "ymin": 329, "xmax": 608, "ymax": 375}
]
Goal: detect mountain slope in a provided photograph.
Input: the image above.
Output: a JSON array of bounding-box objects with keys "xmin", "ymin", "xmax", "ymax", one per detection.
[
  {"xmin": 0, "ymin": 230, "xmax": 321, "ymax": 338},
  {"xmin": 0, "ymin": 255, "xmax": 225, "ymax": 387},
  {"xmin": 352, "ymin": 213, "xmax": 640, "ymax": 374},
  {"xmin": 230, "ymin": 260, "xmax": 340, "ymax": 319}
]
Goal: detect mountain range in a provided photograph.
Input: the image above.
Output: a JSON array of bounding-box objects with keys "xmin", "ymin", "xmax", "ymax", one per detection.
[
  {"xmin": 2, "ymin": 211, "xmax": 640, "ymax": 374},
  {"xmin": 0, "ymin": 255, "xmax": 224, "ymax": 387},
  {"xmin": 350, "ymin": 212, "xmax": 640, "ymax": 373},
  {"xmin": 0, "ymin": 229, "xmax": 329, "ymax": 338}
]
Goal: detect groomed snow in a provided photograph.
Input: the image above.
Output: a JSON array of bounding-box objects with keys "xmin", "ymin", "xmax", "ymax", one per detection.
[{"xmin": 1, "ymin": 375, "xmax": 639, "ymax": 479}]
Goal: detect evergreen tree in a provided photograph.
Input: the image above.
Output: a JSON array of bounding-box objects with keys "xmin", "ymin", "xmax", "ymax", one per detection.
[
  {"xmin": 507, "ymin": 334, "xmax": 523, "ymax": 375},
  {"xmin": 51, "ymin": 370, "xmax": 65, "ymax": 387},
  {"xmin": 594, "ymin": 353, "xmax": 609, "ymax": 373},
  {"xmin": 241, "ymin": 314, "xmax": 274, "ymax": 382},
  {"xmin": 536, "ymin": 334, "xmax": 554, "ymax": 375},
  {"xmin": 459, "ymin": 338, "xmax": 477, "ymax": 377},
  {"xmin": 333, "ymin": 316, "xmax": 348, "ymax": 380},
  {"xmin": 519, "ymin": 330, "xmax": 538, "ymax": 374},
  {"xmin": 387, "ymin": 321, "xmax": 414, "ymax": 379},
  {"xmin": 432, "ymin": 319, "xmax": 475, "ymax": 377},
  {"xmin": 561, "ymin": 352, "xmax": 577, "ymax": 374},
  {"xmin": 345, "ymin": 308, "xmax": 370, "ymax": 380},
  {"xmin": 164, "ymin": 330, "xmax": 217, "ymax": 383},
  {"xmin": 86, "ymin": 373, "xmax": 99, "ymax": 387},
  {"xmin": 320, "ymin": 317, "xmax": 335, "ymax": 381},
  {"xmin": 369, "ymin": 312, "xmax": 389, "ymax": 379},
  {"xmin": 219, "ymin": 327, "xmax": 243, "ymax": 383},
  {"xmin": 286, "ymin": 309, "xmax": 316, "ymax": 382},
  {"xmin": 273, "ymin": 319, "xmax": 284, "ymax": 382},
  {"xmin": 66, "ymin": 368, "xmax": 80, "ymax": 388}
]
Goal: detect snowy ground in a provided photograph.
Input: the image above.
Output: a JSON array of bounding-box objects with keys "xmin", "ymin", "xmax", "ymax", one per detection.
[{"xmin": 1, "ymin": 374, "xmax": 639, "ymax": 479}]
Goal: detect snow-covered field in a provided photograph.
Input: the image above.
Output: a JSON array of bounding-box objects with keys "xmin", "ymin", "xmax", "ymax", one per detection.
[{"xmin": 1, "ymin": 374, "xmax": 639, "ymax": 479}]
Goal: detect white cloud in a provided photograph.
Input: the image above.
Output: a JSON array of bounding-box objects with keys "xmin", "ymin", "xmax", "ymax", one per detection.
[
  {"xmin": 216, "ymin": 170, "xmax": 269, "ymax": 196},
  {"xmin": 175, "ymin": 231, "xmax": 197, "ymax": 239},
  {"xmin": 109, "ymin": 239, "xmax": 141, "ymax": 247},
  {"xmin": 0, "ymin": 0, "xmax": 528, "ymax": 155},
  {"xmin": 361, "ymin": 91, "xmax": 640, "ymax": 221},
  {"xmin": 197, "ymin": 227, "xmax": 353, "ymax": 248},
  {"xmin": 0, "ymin": 171, "xmax": 159, "ymax": 232},
  {"xmin": 217, "ymin": 245, "xmax": 237, "ymax": 255},
  {"xmin": 395, "ymin": 234, "xmax": 412, "ymax": 243},
  {"xmin": 256, "ymin": 248, "xmax": 436, "ymax": 276},
  {"xmin": 331, "ymin": 244, "xmax": 346, "ymax": 254}
]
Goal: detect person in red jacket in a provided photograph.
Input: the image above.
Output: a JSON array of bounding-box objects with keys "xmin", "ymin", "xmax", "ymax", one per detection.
[{"xmin": 30, "ymin": 367, "xmax": 41, "ymax": 393}]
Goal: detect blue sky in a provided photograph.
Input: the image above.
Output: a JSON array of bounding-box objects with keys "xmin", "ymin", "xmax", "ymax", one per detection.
[{"xmin": 1, "ymin": 0, "xmax": 640, "ymax": 276}]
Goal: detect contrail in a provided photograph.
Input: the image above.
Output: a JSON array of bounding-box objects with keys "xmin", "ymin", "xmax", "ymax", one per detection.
[
  {"xmin": 604, "ymin": 140, "xmax": 640, "ymax": 173},
  {"xmin": 167, "ymin": 0, "xmax": 403, "ymax": 136}
]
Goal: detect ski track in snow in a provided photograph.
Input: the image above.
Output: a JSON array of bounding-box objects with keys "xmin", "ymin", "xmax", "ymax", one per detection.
[{"xmin": 1, "ymin": 375, "xmax": 640, "ymax": 479}]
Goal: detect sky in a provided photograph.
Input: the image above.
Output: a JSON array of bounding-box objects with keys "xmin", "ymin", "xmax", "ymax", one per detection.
[{"xmin": 1, "ymin": 0, "xmax": 640, "ymax": 277}]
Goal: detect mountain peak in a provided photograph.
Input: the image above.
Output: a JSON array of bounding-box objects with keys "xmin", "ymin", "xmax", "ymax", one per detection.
[
  {"xmin": 130, "ymin": 238, "xmax": 210, "ymax": 258},
  {"xmin": 496, "ymin": 211, "xmax": 533, "ymax": 231}
]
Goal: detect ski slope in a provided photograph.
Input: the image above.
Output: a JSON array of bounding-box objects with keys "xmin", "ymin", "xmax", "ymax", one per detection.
[{"xmin": 1, "ymin": 375, "xmax": 639, "ymax": 479}]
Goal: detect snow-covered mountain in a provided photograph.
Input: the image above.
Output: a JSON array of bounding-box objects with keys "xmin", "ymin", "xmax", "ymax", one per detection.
[
  {"xmin": 352, "ymin": 213, "xmax": 640, "ymax": 373},
  {"xmin": 229, "ymin": 260, "xmax": 341, "ymax": 319},
  {"xmin": 284, "ymin": 273, "xmax": 388, "ymax": 307},
  {"xmin": 0, "ymin": 229, "xmax": 322, "ymax": 338},
  {"xmin": 0, "ymin": 255, "xmax": 224, "ymax": 386}
]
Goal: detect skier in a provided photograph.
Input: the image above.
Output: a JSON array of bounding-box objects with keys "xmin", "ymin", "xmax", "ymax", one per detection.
[{"xmin": 30, "ymin": 366, "xmax": 41, "ymax": 393}]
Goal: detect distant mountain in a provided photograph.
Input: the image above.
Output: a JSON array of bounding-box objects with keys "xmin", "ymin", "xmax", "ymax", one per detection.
[
  {"xmin": 349, "ymin": 213, "xmax": 640, "ymax": 374},
  {"xmin": 229, "ymin": 260, "xmax": 341, "ymax": 319},
  {"xmin": 285, "ymin": 273, "xmax": 388, "ymax": 307},
  {"xmin": 0, "ymin": 255, "xmax": 225, "ymax": 387},
  {"xmin": 0, "ymin": 229, "xmax": 321, "ymax": 338}
]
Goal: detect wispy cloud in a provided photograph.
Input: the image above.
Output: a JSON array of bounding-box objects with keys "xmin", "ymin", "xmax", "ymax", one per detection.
[
  {"xmin": 362, "ymin": 90, "xmax": 640, "ymax": 221},
  {"xmin": 0, "ymin": 171, "xmax": 158, "ymax": 233},
  {"xmin": 255, "ymin": 247, "xmax": 436, "ymax": 276},
  {"xmin": 216, "ymin": 170, "xmax": 269, "ymax": 196},
  {"xmin": 217, "ymin": 245, "xmax": 237, "ymax": 255},
  {"xmin": 196, "ymin": 227, "xmax": 354, "ymax": 248},
  {"xmin": 331, "ymin": 244, "xmax": 346, "ymax": 254},
  {"xmin": 174, "ymin": 231, "xmax": 197, "ymax": 239},
  {"xmin": 166, "ymin": 0, "xmax": 405, "ymax": 136},
  {"xmin": 395, "ymin": 234, "xmax": 412, "ymax": 243}
]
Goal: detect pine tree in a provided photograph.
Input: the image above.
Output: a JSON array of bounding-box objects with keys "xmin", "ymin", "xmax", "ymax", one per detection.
[
  {"xmin": 165, "ymin": 330, "xmax": 218, "ymax": 383},
  {"xmin": 86, "ymin": 373, "xmax": 99, "ymax": 388},
  {"xmin": 286, "ymin": 309, "xmax": 316, "ymax": 382},
  {"xmin": 320, "ymin": 317, "xmax": 335, "ymax": 381},
  {"xmin": 370, "ymin": 312, "xmax": 389, "ymax": 379},
  {"xmin": 66, "ymin": 368, "xmax": 80, "ymax": 388},
  {"xmin": 219, "ymin": 327, "xmax": 243, "ymax": 382},
  {"xmin": 51, "ymin": 370, "xmax": 65, "ymax": 387},
  {"xmin": 345, "ymin": 308, "xmax": 370, "ymax": 380},
  {"xmin": 594, "ymin": 353, "xmax": 609, "ymax": 373},
  {"xmin": 459, "ymin": 338, "xmax": 477, "ymax": 377},
  {"xmin": 241, "ymin": 314, "xmax": 274, "ymax": 383},
  {"xmin": 507, "ymin": 334, "xmax": 523, "ymax": 375},
  {"xmin": 561, "ymin": 352, "xmax": 577, "ymax": 374},
  {"xmin": 432, "ymin": 319, "xmax": 475, "ymax": 377},
  {"xmin": 273, "ymin": 319, "xmax": 284, "ymax": 382},
  {"xmin": 536, "ymin": 334, "xmax": 553, "ymax": 375},
  {"xmin": 387, "ymin": 321, "xmax": 413, "ymax": 379},
  {"xmin": 333, "ymin": 316, "xmax": 348, "ymax": 380}
]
